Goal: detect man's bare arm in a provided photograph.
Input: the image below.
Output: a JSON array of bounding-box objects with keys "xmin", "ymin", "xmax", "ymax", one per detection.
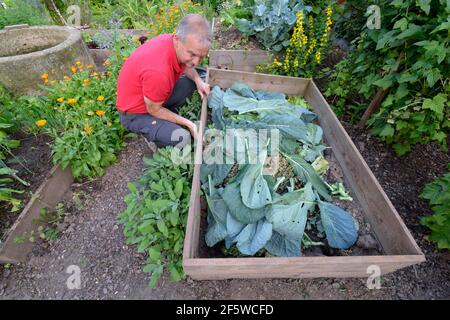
[
  {"xmin": 184, "ymin": 67, "xmax": 210, "ymax": 99},
  {"xmin": 144, "ymin": 96, "xmax": 197, "ymax": 139}
]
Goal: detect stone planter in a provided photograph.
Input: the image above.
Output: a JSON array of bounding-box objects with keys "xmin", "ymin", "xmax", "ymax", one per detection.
[{"xmin": 0, "ymin": 25, "xmax": 94, "ymax": 96}]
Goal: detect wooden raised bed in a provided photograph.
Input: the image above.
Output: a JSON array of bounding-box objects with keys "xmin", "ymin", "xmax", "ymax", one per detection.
[
  {"xmin": 0, "ymin": 165, "xmax": 73, "ymax": 263},
  {"xmin": 182, "ymin": 66, "xmax": 425, "ymax": 280}
]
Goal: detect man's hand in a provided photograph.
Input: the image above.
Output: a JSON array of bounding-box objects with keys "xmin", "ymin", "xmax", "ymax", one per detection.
[
  {"xmin": 186, "ymin": 120, "xmax": 198, "ymax": 141},
  {"xmin": 195, "ymin": 79, "xmax": 210, "ymax": 100}
]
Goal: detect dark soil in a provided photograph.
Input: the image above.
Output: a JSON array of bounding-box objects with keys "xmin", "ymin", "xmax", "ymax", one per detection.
[
  {"xmin": 0, "ymin": 132, "xmax": 53, "ymax": 240},
  {"xmin": 213, "ymin": 19, "xmax": 262, "ymax": 51}
]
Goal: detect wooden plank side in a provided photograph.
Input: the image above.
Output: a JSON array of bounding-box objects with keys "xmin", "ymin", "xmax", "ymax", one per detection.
[
  {"xmin": 183, "ymin": 71, "xmax": 210, "ymax": 260},
  {"xmin": 208, "ymin": 68, "xmax": 309, "ymax": 96},
  {"xmin": 184, "ymin": 255, "xmax": 424, "ymax": 280},
  {"xmin": 209, "ymin": 50, "xmax": 271, "ymax": 72},
  {"xmin": 304, "ymin": 80, "xmax": 423, "ymax": 256},
  {"xmin": 0, "ymin": 165, "xmax": 74, "ymax": 263}
]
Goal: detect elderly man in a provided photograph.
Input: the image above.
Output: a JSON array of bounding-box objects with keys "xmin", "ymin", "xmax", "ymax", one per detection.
[{"xmin": 116, "ymin": 14, "xmax": 212, "ymax": 150}]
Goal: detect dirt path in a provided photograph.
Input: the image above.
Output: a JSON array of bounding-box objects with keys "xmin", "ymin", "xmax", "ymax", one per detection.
[{"xmin": 1, "ymin": 128, "xmax": 449, "ymax": 299}]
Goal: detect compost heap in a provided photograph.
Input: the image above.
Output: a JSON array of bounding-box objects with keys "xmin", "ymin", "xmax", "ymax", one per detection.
[{"xmin": 201, "ymin": 82, "xmax": 358, "ymax": 257}]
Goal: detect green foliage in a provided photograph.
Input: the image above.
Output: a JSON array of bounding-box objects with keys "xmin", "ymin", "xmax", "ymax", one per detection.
[
  {"xmin": 237, "ymin": 0, "xmax": 312, "ymax": 51},
  {"xmin": 5, "ymin": 35, "xmax": 137, "ymax": 180},
  {"xmin": 0, "ymin": 0, "xmax": 51, "ymax": 29},
  {"xmin": 0, "ymin": 86, "xmax": 26, "ymax": 213},
  {"xmin": 204, "ymin": 83, "xmax": 358, "ymax": 256},
  {"xmin": 257, "ymin": 5, "xmax": 333, "ymax": 78},
  {"xmin": 329, "ymin": 0, "xmax": 450, "ymax": 155},
  {"xmin": 321, "ymin": 59, "xmax": 366, "ymax": 120},
  {"xmin": 118, "ymin": 148, "xmax": 193, "ymax": 287},
  {"xmin": 420, "ymin": 172, "xmax": 450, "ymax": 249},
  {"xmin": 178, "ymin": 91, "xmax": 202, "ymax": 121},
  {"xmin": 217, "ymin": 0, "xmax": 254, "ymax": 29}
]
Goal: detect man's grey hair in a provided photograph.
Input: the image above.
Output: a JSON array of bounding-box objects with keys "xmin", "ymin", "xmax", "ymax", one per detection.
[{"xmin": 176, "ymin": 14, "xmax": 212, "ymax": 47}]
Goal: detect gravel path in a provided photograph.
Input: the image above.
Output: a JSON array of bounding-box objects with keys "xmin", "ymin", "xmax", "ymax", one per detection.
[{"xmin": 1, "ymin": 127, "xmax": 449, "ymax": 299}]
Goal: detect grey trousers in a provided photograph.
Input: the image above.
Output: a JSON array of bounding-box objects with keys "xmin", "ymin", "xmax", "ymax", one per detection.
[{"xmin": 119, "ymin": 68, "xmax": 206, "ymax": 148}]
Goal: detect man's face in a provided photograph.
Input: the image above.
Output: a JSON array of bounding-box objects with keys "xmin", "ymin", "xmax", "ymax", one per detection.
[{"xmin": 174, "ymin": 34, "xmax": 209, "ymax": 68}]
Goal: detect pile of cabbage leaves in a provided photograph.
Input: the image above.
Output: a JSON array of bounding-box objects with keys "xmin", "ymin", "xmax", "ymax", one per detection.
[{"xmin": 201, "ymin": 82, "xmax": 358, "ymax": 257}]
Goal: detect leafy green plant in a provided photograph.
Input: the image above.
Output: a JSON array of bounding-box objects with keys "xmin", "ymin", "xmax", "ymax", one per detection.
[
  {"xmin": 257, "ymin": 5, "xmax": 333, "ymax": 77},
  {"xmin": 203, "ymin": 82, "xmax": 358, "ymax": 256},
  {"xmin": 0, "ymin": 87, "xmax": 27, "ymax": 212},
  {"xmin": 118, "ymin": 147, "xmax": 193, "ymax": 287},
  {"xmin": 420, "ymin": 170, "xmax": 450, "ymax": 250},
  {"xmin": 320, "ymin": 59, "xmax": 366, "ymax": 120},
  {"xmin": 237, "ymin": 0, "xmax": 312, "ymax": 51},
  {"xmin": 178, "ymin": 91, "xmax": 202, "ymax": 121},
  {"xmin": 333, "ymin": 0, "xmax": 450, "ymax": 155},
  {"xmin": 218, "ymin": 0, "xmax": 254, "ymax": 30},
  {"xmin": 6, "ymin": 36, "xmax": 137, "ymax": 180},
  {"xmin": 0, "ymin": 0, "xmax": 51, "ymax": 29}
]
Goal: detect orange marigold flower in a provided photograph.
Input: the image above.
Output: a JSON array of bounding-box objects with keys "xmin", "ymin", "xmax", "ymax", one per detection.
[
  {"xmin": 36, "ymin": 119, "xmax": 47, "ymax": 127},
  {"xmin": 64, "ymin": 75, "xmax": 70, "ymax": 81},
  {"xmin": 96, "ymin": 110, "xmax": 105, "ymax": 116},
  {"xmin": 44, "ymin": 79, "xmax": 49, "ymax": 84},
  {"xmin": 84, "ymin": 125, "xmax": 93, "ymax": 135},
  {"xmin": 71, "ymin": 66, "xmax": 77, "ymax": 73},
  {"xmin": 79, "ymin": 65, "xmax": 84, "ymax": 71},
  {"xmin": 83, "ymin": 79, "xmax": 89, "ymax": 86},
  {"xmin": 87, "ymin": 64, "xmax": 94, "ymax": 69},
  {"xmin": 97, "ymin": 95, "xmax": 104, "ymax": 102},
  {"xmin": 57, "ymin": 97, "xmax": 64, "ymax": 102},
  {"xmin": 68, "ymin": 98, "xmax": 77, "ymax": 104},
  {"xmin": 40, "ymin": 73, "xmax": 49, "ymax": 79}
]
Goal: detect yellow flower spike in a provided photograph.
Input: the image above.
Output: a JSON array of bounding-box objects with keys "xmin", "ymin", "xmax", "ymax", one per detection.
[
  {"xmin": 36, "ymin": 119, "xmax": 47, "ymax": 127},
  {"xmin": 96, "ymin": 110, "xmax": 105, "ymax": 116},
  {"xmin": 87, "ymin": 111, "xmax": 94, "ymax": 116},
  {"xmin": 97, "ymin": 95, "xmax": 104, "ymax": 102},
  {"xmin": 57, "ymin": 97, "xmax": 64, "ymax": 102},
  {"xmin": 71, "ymin": 66, "xmax": 77, "ymax": 73},
  {"xmin": 40, "ymin": 73, "xmax": 49, "ymax": 79},
  {"xmin": 68, "ymin": 98, "xmax": 77, "ymax": 104},
  {"xmin": 64, "ymin": 75, "xmax": 70, "ymax": 81},
  {"xmin": 84, "ymin": 125, "xmax": 93, "ymax": 135}
]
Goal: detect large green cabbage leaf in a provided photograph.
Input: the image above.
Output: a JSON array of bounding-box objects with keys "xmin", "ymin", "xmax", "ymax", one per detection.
[{"xmin": 318, "ymin": 200, "xmax": 358, "ymax": 249}]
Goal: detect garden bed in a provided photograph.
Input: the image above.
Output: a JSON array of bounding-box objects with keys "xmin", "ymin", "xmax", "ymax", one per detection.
[
  {"xmin": 183, "ymin": 67, "xmax": 425, "ymax": 280},
  {"xmin": 0, "ymin": 132, "xmax": 74, "ymax": 263}
]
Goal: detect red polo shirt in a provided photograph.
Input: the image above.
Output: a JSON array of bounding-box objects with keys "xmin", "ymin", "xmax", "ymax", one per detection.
[{"xmin": 116, "ymin": 34, "xmax": 185, "ymax": 114}]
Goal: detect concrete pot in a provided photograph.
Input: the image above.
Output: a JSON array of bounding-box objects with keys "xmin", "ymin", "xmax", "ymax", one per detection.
[{"xmin": 0, "ymin": 25, "xmax": 94, "ymax": 96}]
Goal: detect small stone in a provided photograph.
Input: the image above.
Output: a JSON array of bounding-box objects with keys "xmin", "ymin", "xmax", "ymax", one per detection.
[
  {"xmin": 357, "ymin": 234, "xmax": 378, "ymax": 250},
  {"xmin": 332, "ymin": 282, "xmax": 340, "ymax": 289},
  {"xmin": 103, "ymin": 288, "xmax": 108, "ymax": 294}
]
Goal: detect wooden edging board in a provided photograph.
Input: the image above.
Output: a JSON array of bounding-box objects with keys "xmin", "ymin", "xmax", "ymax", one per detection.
[
  {"xmin": 182, "ymin": 67, "xmax": 425, "ymax": 280},
  {"xmin": 0, "ymin": 165, "xmax": 74, "ymax": 263}
]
